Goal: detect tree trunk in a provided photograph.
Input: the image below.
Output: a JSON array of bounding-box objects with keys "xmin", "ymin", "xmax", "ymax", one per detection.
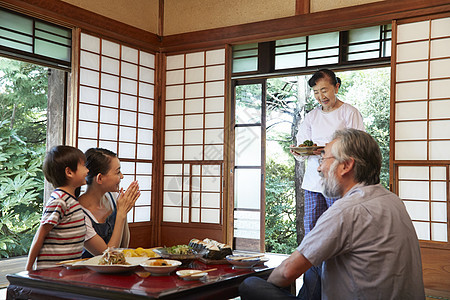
[{"xmin": 295, "ymin": 160, "xmax": 305, "ymax": 244}]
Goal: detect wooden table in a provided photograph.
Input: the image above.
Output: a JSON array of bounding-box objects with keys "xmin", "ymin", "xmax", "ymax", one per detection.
[{"xmin": 6, "ymin": 259, "xmax": 276, "ymax": 300}]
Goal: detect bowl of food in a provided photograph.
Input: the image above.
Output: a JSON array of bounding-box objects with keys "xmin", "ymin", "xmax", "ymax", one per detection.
[
  {"xmin": 290, "ymin": 140, "xmax": 321, "ymax": 156},
  {"xmin": 225, "ymin": 254, "xmax": 262, "ymax": 268},
  {"xmin": 140, "ymin": 259, "xmax": 182, "ymax": 276},
  {"xmin": 176, "ymin": 269, "xmax": 207, "ymax": 281},
  {"xmin": 153, "ymin": 245, "xmax": 207, "ymax": 266}
]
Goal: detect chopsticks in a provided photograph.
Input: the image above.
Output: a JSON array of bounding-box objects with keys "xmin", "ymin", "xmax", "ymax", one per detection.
[
  {"xmin": 178, "ymin": 268, "xmax": 217, "ymax": 278},
  {"xmin": 232, "ymin": 254, "xmax": 265, "ymax": 261},
  {"xmin": 56, "ymin": 258, "xmax": 89, "ymax": 265}
]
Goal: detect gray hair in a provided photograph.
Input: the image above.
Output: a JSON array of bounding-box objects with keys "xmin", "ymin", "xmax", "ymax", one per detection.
[{"xmin": 330, "ymin": 129, "xmax": 381, "ymax": 185}]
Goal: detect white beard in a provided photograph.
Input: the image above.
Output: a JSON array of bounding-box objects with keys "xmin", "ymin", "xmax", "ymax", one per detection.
[{"xmin": 320, "ymin": 161, "xmax": 342, "ymax": 198}]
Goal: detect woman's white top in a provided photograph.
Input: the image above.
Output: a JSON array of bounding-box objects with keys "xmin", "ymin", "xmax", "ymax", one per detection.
[{"xmin": 296, "ymin": 102, "xmax": 365, "ymax": 193}]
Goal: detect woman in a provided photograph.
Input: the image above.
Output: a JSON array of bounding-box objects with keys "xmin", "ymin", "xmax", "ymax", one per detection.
[
  {"xmin": 78, "ymin": 148, "xmax": 140, "ymax": 257},
  {"xmin": 292, "ymin": 69, "xmax": 365, "ymax": 299}
]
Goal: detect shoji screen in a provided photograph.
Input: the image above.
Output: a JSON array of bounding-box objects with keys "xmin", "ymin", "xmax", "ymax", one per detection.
[
  {"xmin": 162, "ymin": 49, "xmax": 226, "ymax": 244},
  {"xmin": 393, "ymin": 16, "xmax": 450, "ymax": 244},
  {"xmin": 77, "ymin": 32, "xmax": 155, "ymax": 224}
]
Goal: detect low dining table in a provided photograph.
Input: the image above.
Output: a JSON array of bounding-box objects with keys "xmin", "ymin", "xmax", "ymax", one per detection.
[{"xmin": 6, "ymin": 258, "xmax": 282, "ymax": 300}]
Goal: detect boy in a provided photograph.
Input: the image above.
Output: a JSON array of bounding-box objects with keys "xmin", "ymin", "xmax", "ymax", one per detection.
[{"xmin": 26, "ymin": 145, "xmax": 88, "ymax": 270}]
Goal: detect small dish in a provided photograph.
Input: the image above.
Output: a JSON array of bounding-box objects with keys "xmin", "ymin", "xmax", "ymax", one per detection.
[
  {"xmin": 225, "ymin": 254, "xmax": 261, "ymax": 268},
  {"xmin": 140, "ymin": 259, "xmax": 182, "ymax": 276},
  {"xmin": 176, "ymin": 269, "xmax": 207, "ymax": 281}
]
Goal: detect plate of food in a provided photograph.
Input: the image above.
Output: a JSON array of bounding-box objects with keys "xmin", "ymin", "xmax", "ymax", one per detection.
[
  {"xmin": 73, "ymin": 248, "xmax": 149, "ymax": 273},
  {"xmin": 290, "ymin": 140, "xmax": 322, "ymax": 156},
  {"xmin": 153, "ymin": 245, "xmax": 207, "ymax": 266},
  {"xmin": 122, "ymin": 247, "xmax": 160, "ymax": 258},
  {"xmin": 140, "ymin": 259, "xmax": 182, "ymax": 276}
]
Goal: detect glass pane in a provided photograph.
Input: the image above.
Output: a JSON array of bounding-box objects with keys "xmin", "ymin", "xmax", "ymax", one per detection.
[
  {"xmin": 276, "ymin": 36, "xmax": 306, "ymax": 47},
  {"xmin": 0, "ymin": 10, "xmax": 32, "ymax": 34},
  {"xmin": 349, "ymin": 26, "xmax": 379, "ymax": 43},
  {"xmin": 308, "ymin": 32, "xmax": 339, "ymax": 49},
  {"xmin": 234, "ymin": 169, "xmax": 261, "ymax": 209},
  {"xmin": 275, "ymin": 52, "xmax": 306, "ymax": 69},
  {"xmin": 232, "ymin": 57, "xmax": 258, "ymax": 73},
  {"xmin": 35, "ymin": 39, "xmax": 71, "ymax": 61},
  {"xmin": 35, "ymin": 29, "xmax": 70, "ymax": 46},
  {"xmin": 235, "ymin": 126, "xmax": 261, "ymax": 166},
  {"xmin": 234, "ymin": 210, "xmax": 260, "ymax": 238},
  {"xmin": 235, "ymin": 84, "xmax": 262, "ymax": 124}
]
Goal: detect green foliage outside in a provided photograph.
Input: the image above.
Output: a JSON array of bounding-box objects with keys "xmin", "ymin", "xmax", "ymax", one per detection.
[{"xmin": 0, "ymin": 58, "xmax": 47, "ymax": 258}]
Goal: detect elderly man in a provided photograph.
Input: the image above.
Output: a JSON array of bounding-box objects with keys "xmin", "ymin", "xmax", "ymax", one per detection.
[{"xmin": 239, "ymin": 129, "xmax": 425, "ymax": 300}]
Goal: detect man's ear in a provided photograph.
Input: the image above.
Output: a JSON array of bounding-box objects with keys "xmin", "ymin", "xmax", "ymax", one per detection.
[{"xmin": 340, "ymin": 158, "xmax": 355, "ymax": 176}]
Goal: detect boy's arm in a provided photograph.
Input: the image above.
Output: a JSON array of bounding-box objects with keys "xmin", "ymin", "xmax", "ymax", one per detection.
[{"xmin": 26, "ymin": 223, "xmax": 54, "ymax": 271}]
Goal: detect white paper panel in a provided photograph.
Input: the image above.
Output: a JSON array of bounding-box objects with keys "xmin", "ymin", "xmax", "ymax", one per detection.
[
  {"xmin": 398, "ymin": 166, "xmax": 428, "ymax": 180},
  {"xmin": 119, "ymin": 142, "xmax": 135, "ymax": 159},
  {"xmin": 185, "ymin": 99, "xmax": 204, "ymax": 114},
  {"xmin": 206, "ymin": 65, "xmax": 225, "ymax": 81},
  {"xmin": 165, "ymin": 116, "xmax": 183, "ymax": 130},
  {"xmin": 165, "ymin": 131, "xmax": 183, "ymax": 145},
  {"xmin": 136, "ymin": 162, "xmax": 152, "ymax": 175},
  {"xmin": 121, "ymin": 46, "xmax": 138, "ymax": 63},
  {"xmin": 119, "ymin": 127, "xmax": 136, "ymax": 142},
  {"xmin": 191, "ymin": 192, "xmax": 200, "ymax": 207},
  {"xmin": 429, "ymin": 120, "xmax": 450, "ymax": 139},
  {"xmin": 205, "ymin": 97, "xmax": 224, "ymax": 112},
  {"xmin": 140, "ymin": 52, "xmax": 155, "ymax": 68},
  {"xmin": 205, "ymin": 129, "xmax": 224, "ymax": 144},
  {"xmin": 163, "ymin": 207, "xmax": 181, "ymax": 222},
  {"xmin": 164, "ymin": 176, "xmax": 183, "ymax": 191},
  {"xmin": 121, "ymin": 61, "xmax": 138, "ymax": 79},
  {"xmin": 121, "ymin": 162, "xmax": 135, "ymax": 174},
  {"xmin": 140, "ymin": 67, "xmax": 154, "ymax": 84},
  {"xmin": 431, "ymin": 17, "xmax": 450, "ymax": 37},
  {"xmin": 164, "ymin": 164, "xmax": 182, "ymax": 176},
  {"xmin": 395, "ymin": 101, "xmax": 427, "ymax": 120},
  {"xmin": 204, "ymin": 145, "xmax": 223, "ymax": 160},
  {"xmin": 201, "ymin": 208, "xmax": 220, "ymax": 224},
  {"xmin": 395, "ymin": 121, "xmax": 427, "ymax": 140},
  {"xmin": 99, "ymin": 106, "xmax": 118, "ymax": 123},
  {"xmin": 395, "ymin": 81, "xmax": 428, "ymax": 101},
  {"xmin": 136, "ymin": 190, "xmax": 152, "ymax": 205},
  {"xmin": 80, "ymin": 50, "xmax": 99, "ymax": 70},
  {"xmin": 101, "ymin": 73, "xmax": 119, "ymax": 91},
  {"xmin": 396, "ymin": 41, "xmax": 428, "ymax": 62},
  {"xmin": 431, "ymin": 223, "xmax": 447, "ymax": 242},
  {"xmin": 206, "ymin": 81, "xmax": 225, "ymax": 97},
  {"xmin": 166, "ymin": 85, "xmax": 184, "ymax": 100},
  {"xmin": 79, "ymin": 86, "xmax": 99, "ymax": 104},
  {"xmin": 202, "ymin": 193, "xmax": 220, "ymax": 208},
  {"xmin": 191, "ymin": 176, "xmax": 200, "ymax": 191},
  {"xmin": 78, "ymin": 138, "xmax": 97, "ymax": 153},
  {"xmin": 184, "ymin": 130, "xmax": 203, "ymax": 144},
  {"xmin": 140, "ymin": 82, "xmax": 154, "ymax": 99},
  {"xmin": 202, "ymin": 165, "xmax": 221, "ymax": 176},
  {"xmin": 99, "ymin": 123, "xmax": 117, "ymax": 140},
  {"xmin": 78, "ymin": 121, "xmax": 98, "ymax": 138},
  {"xmin": 121, "ymin": 94, "xmax": 137, "ymax": 111},
  {"xmin": 185, "ymin": 114, "xmax": 203, "ymax": 129},
  {"xmin": 190, "ymin": 164, "xmax": 198, "ymax": 175},
  {"xmin": 81, "ymin": 33, "xmax": 100, "ymax": 52},
  {"xmin": 121, "ymin": 175, "xmax": 134, "ymax": 190},
  {"xmin": 206, "ymin": 49, "xmax": 225, "ymax": 65},
  {"xmin": 186, "ymin": 67, "xmax": 204, "ymax": 83},
  {"xmin": 98, "ymin": 140, "xmax": 117, "ymax": 153},
  {"xmin": 120, "ymin": 110, "xmax": 137, "ymax": 126},
  {"xmin": 163, "ymin": 191, "xmax": 182, "ymax": 206},
  {"xmin": 430, "ymin": 79, "xmax": 450, "ymax": 99},
  {"xmin": 431, "ymin": 166, "xmax": 446, "ymax": 180},
  {"xmin": 102, "ymin": 39, "xmax": 119, "ymax": 58},
  {"xmin": 101, "ymin": 56, "xmax": 119, "ymax": 74},
  {"xmin": 202, "ymin": 177, "xmax": 221, "ymax": 192},
  {"xmin": 185, "ymin": 83, "xmax": 204, "ymax": 98},
  {"xmin": 80, "ymin": 69, "xmax": 99, "ymax": 87},
  {"xmin": 397, "ymin": 21, "xmax": 429, "ymax": 42},
  {"xmin": 165, "ymin": 146, "xmax": 183, "ymax": 160},
  {"xmin": 182, "ymin": 207, "xmax": 189, "ymax": 223},
  {"xmin": 403, "ymin": 201, "xmax": 429, "ymax": 221},
  {"xmin": 430, "ymin": 140, "xmax": 450, "ymax": 160},
  {"xmin": 121, "ymin": 78, "xmax": 137, "ymax": 95},
  {"xmin": 399, "ymin": 181, "xmax": 429, "ymax": 200},
  {"xmin": 138, "ymin": 128, "xmax": 153, "ymax": 144},
  {"xmin": 167, "ymin": 54, "xmax": 184, "ymax": 70},
  {"xmin": 412, "ymin": 221, "xmax": 430, "ymax": 240},
  {"xmin": 101, "ymin": 90, "xmax": 119, "ymax": 107},
  {"xmin": 166, "ymin": 70, "xmax": 184, "ymax": 85},
  {"xmin": 79, "ymin": 103, "xmax": 98, "ymax": 122},
  {"xmin": 166, "ymin": 100, "xmax": 183, "ymax": 115},
  {"xmin": 134, "ymin": 206, "xmax": 151, "ymax": 222},
  {"xmin": 183, "ymin": 177, "xmax": 190, "ymax": 191},
  {"xmin": 186, "ymin": 52, "xmax": 204, "ymax": 67},
  {"xmin": 139, "ymin": 98, "xmax": 154, "ymax": 114},
  {"xmin": 430, "ymin": 38, "xmax": 450, "ymax": 59},
  {"xmin": 184, "ymin": 145, "xmax": 203, "ymax": 160},
  {"xmin": 138, "ymin": 113, "xmax": 153, "ymax": 129},
  {"xmin": 191, "ymin": 208, "xmax": 200, "ymax": 222},
  {"xmin": 396, "ymin": 61, "xmax": 428, "ymax": 82},
  {"xmin": 430, "ymin": 58, "xmax": 450, "ymax": 78},
  {"xmin": 395, "ymin": 141, "xmax": 427, "ymax": 160},
  {"xmin": 136, "ymin": 175, "xmax": 151, "ymax": 190},
  {"xmin": 431, "ymin": 202, "xmax": 447, "ymax": 222},
  {"xmin": 205, "ymin": 113, "xmax": 224, "ymax": 128},
  {"xmin": 235, "ymin": 168, "xmax": 261, "ymax": 209}
]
